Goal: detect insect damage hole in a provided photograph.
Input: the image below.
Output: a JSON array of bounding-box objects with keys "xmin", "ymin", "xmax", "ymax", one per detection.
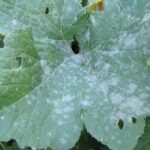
[
  {"xmin": 16, "ymin": 56, "xmax": 22, "ymax": 67},
  {"xmin": 11, "ymin": 56, "xmax": 23, "ymax": 69},
  {"xmin": 132, "ymin": 117, "xmax": 137, "ymax": 124},
  {"xmin": 45, "ymin": 7, "xmax": 49, "ymax": 14},
  {"xmin": 0, "ymin": 34, "xmax": 5, "ymax": 48},
  {"xmin": 118, "ymin": 119, "xmax": 124, "ymax": 130},
  {"xmin": 70, "ymin": 37, "xmax": 80, "ymax": 54}
]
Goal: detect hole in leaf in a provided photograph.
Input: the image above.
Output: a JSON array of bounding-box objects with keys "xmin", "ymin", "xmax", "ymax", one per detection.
[
  {"xmin": 45, "ymin": 7, "xmax": 49, "ymax": 14},
  {"xmin": 71, "ymin": 37, "xmax": 80, "ymax": 54},
  {"xmin": 16, "ymin": 56, "xmax": 22, "ymax": 67},
  {"xmin": 118, "ymin": 119, "xmax": 124, "ymax": 130},
  {"xmin": 0, "ymin": 34, "xmax": 5, "ymax": 48},
  {"xmin": 11, "ymin": 56, "xmax": 23, "ymax": 69},
  {"xmin": 132, "ymin": 117, "xmax": 137, "ymax": 124},
  {"xmin": 81, "ymin": 0, "xmax": 89, "ymax": 7}
]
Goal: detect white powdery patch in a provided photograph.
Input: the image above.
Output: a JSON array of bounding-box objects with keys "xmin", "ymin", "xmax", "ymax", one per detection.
[
  {"xmin": 119, "ymin": 32, "xmax": 136, "ymax": 48},
  {"xmin": 81, "ymin": 100, "xmax": 91, "ymax": 106},
  {"xmin": 62, "ymin": 95, "xmax": 74, "ymax": 102},
  {"xmin": 90, "ymin": 15, "xmax": 97, "ymax": 27},
  {"xmin": 57, "ymin": 120, "xmax": 65, "ymax": 126},
  {"xmin": 47, "ymin": 132, "xmax": 52, "ymax": 137},
  {"xmin": 120, "ymin": 96, "xmax": 144, "ymax": 115},
  {"xmin": 110, "ymin": 77, "xmax": 120, "ymax": 86},
  {"xmin": 53, "ymin": 101, "xmax": 60, "ymax": 107},
  {"xmin": 67, "ymin": 7, "xmax": 74, "ymax": 14},
  {"xmin": 139, "ymin": 93, "xmax": 149, "ymax": 99},
  {"xmin": 84, "ymin": 75, "xmax": 97, "ymax": 82},
  {"xmin": 70, "ymin": 54, "xmax": 86, "ymax": 64},
  {"xmin": 46, "ymin": 99, "xmax": 51, "ymax": 104},
  {"xmin": 85, "ymin": 30, "xmax": 90, "ymax": 41},
  {"xmin": 27, "ymin": 100, "xmax": 32, "ymax": 105},
  {"xmin": 110, "ymin": 93, "xmax": 124, "ymax": 105},
  {"xmin": 117, "ymin": 139, "xmax": 122, "ymax": 145},
  {"xmin": 62, "ymin": 107, "xmax": 74, "ymax": 113},
  {"xmin": 54, "ymin": 108, "xmax": 63, "ymax": 115},
  {"xmin": 53, "ymin": 90, "xmax": 59, "ymax": 94},
  {"xmin": 40, "ymin": 60, "xmax": 51, "ymax": 79},
  {"xmin": 12, "ymin": 19, "xmax": 17, "ymax": 25},
  {"xmin": 63, "ymin": 114, "xmax": 69, "ymax": 119},
  {"xmin": 126, "ymin": 83, "xmax": 138, "ymax": 94},
  {"xmin": 116, "ymin": 112, "xmax": 127, "ymax": 120},
  {"xmin": 0, "ymin": 116, "xmax": 5, "ymax": 120},
  {"xmin": 59, "ymin": 138, "xmax": 67, "ymax": 145},
  {"xmin": 101, "ymin": 81, "xmax": 109, "ymax": 94},
  {"xmin": 142, "ymin": 13, "xmax": 150, "ymax": 23}
]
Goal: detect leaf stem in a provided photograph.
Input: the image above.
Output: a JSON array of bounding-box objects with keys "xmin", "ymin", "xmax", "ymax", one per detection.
[{"xmin": 0, "ymin": 142, "xmax": 6, "ymax": 150}]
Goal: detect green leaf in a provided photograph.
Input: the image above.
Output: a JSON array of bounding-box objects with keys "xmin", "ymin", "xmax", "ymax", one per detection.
[
  {"xmin": 0, "ymin": 0, "xmax": 150, "ymax": 150},
  {"xmin": 0, "ymin": 28, "xmax": 42, "ymax": 109},
  {"xmin": 78, "ymin": 0, "xmax": 150, "ymax": 149}
]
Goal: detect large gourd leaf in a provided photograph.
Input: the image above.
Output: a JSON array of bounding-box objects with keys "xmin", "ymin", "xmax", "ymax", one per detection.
[
  {"xmin": 0, "ymin": 0, "xmax": 89, "ymax": 149},
  {"xmin": 79, "ymin": 0, "xmax": 150, "ymax": 150},
  {"xmin": 0, "ymin": 0, "xmax": 150, "ymax": 150},
  {"xmin": 80, "ymin": 0, "xmax": 150, "ymax": 149}
]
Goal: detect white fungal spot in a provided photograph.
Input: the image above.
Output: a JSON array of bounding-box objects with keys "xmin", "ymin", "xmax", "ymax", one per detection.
[
  {"xmin": 110, "ymin": 93, "xmax": 124, "ymax": 105},
  {"xmin": 63, "ymin": 107, "xmax": 74, "ymax": 113},
  {"xmin": 58, "ymin": 121, "xmax": 63, "ymax": 126},
  {"xmin": 60, "ymin": 138, "xmax": 67, "ymax": 145},
  {"xmin": 90, "ymin": 16, "xmax": 97, "ymax": 27},
  {"xmin": 47, "ymin": 132, "xmax": 52, "ymax": 137},
  {"xmin": 81, "ymin": 100, "xmax": 90, "ymax": 106},
  {"xmin": 120, "ymin": 96, "xmax": 144, "ymax": 114},
  {"xmin": 71, "ymin": 54, "xmax": 85, "ymax": 64},
  {"xmin": 0, "ymin": 116, "xmax": 5, "ymax": 120},
  {"xmin": 27, "ymin": 100, "xmax": 32, "ymax": 105},
  {"xmin": 117, "ymin": 139, "xmax": 122, "ymax": 145},
  {"xmin": 12, "ymin": 19, "xmax": 17, "ymax": 25},
  {"xmin": 127, "ymin": 83, "xmax": 137, "ymax": 94},
  {"xmin": 110, "ymin": 77, "xmax": 120, "ymax": 86},
  {"xmin": 62, "ymin": 95, "xmax": 74, "ymax": 102},
  {"xmin": 55, "ymin": 109, "xmax": 62, "ymax": 115},
  {"xmin": 46, "ymin": 99, "xmax": 51, "ymax": 104}
]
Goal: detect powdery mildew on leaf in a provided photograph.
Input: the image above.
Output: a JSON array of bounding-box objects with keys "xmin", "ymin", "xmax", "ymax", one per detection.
[{"xmin": 0, "ymin": 0, "xmax": 150, "ymax": 150}]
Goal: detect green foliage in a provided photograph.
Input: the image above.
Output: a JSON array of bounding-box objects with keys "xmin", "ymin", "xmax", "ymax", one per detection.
[{"xmin": 0, "ymin": 0, "xmax": 150, "ymax": 150}]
